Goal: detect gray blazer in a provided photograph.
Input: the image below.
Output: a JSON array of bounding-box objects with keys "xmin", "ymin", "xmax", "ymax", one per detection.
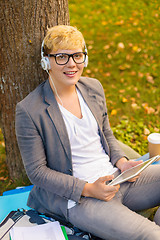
[{"xmin": 15, "ymin": 76, "xmax": 125, "ymax": 220}]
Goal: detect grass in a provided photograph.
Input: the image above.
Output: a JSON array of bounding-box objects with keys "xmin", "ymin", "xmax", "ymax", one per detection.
[
  {"xmin": 0, "ymin": 129, "xmax": 31, "ymax": 195},
  {"xmin": 69, "ymin": 0, "xmax": 160, "ymax": 154},
  {"xmin": 0, "ymin": 0, "xmax": 160, "ymax": 193}
]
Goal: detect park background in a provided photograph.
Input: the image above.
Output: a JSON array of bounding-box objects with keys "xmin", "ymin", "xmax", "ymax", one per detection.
[{"xmin": 0, "ymin": 0, "xmax": 160, "ymax": 193}]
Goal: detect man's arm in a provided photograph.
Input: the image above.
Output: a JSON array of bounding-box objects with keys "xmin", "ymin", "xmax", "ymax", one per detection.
[{"xmin": 15, "ymin": 102, "xmax": 86, "ymax": 203}]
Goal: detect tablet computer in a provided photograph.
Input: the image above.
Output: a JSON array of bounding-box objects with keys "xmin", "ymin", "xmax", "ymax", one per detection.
[{"xmin": 108, "ymin": 155, "xmax": 160, "ymax": 186}]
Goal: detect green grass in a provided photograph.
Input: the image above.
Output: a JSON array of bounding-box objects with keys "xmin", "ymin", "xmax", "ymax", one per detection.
[
  {"xmin": 69, "ymin": 0, "xmax": 160, "ymax": 154},
  {"xmin": 0, "ymin": 0, "xmax": 160, "ymax": 193},
  {"xmin": 0, "ymin": 129, "xmax": 31, "ymax": 195}
]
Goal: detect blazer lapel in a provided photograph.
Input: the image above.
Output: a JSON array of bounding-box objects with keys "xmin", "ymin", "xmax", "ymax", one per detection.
[
  {"xmin": 76, "ymin": 79, "xmax": 110, "ymax": 155},
  {"xmin": 43, "ymin": 80, "xmax": 71, "ymax": 161},
  {"xmin": 76, "ymin": 80, "xmax": 102, "ymax": 131}
]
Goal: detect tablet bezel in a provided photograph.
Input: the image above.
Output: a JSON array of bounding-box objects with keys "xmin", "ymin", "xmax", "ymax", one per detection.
[{"xmin": 108, "ymin": 155, "xmax": 160, "ymax": 186}]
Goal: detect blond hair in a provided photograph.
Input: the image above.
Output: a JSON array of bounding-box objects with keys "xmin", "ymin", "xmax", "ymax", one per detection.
[{"xmin": 43, "ymin": 25, "xmax": 85, "ymax": 54}]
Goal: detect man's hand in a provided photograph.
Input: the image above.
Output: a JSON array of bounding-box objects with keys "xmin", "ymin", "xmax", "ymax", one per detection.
[
  {"xmin": 82, "ymin": 175, "xmax": 120, "ymax": 201},
  {"xmin": 116, "ymin": 157, "xmax": 143, "ymax": 182}
]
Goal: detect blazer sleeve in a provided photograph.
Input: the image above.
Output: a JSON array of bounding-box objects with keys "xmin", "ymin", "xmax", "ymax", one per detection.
[{"xmin": 15, "ymin": 102, "xmax": 86, "ymax": 203}]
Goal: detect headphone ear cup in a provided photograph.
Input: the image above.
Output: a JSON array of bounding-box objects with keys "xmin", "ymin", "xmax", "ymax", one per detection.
[
  {"xmin": 41, "ymin": 57, "xmax": 51, "ymax": 71},
  {"xmin": 84, "ymin": 55, "xmax": 88, "ymax": 67}
]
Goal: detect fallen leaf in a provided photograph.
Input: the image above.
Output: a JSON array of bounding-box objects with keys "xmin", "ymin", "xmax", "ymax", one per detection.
[
  {"xmin": 143, "ymin": 136, "xmax": 148, "ymax": 140},
  {"xmin": 134, "ymin": 87, "xmax": 138, "ymax": 91},
  {"xmin": 136, "ymin": 92, "xmax": 141, "ymax": 98},
  {"xmin": 119, "ymin": 89, "xmax": 125, "ymax": 93},
  {"xmin": 144, "ymin": 128, "xmax": 150, "ymax": 135},
  {"xmin": 115, "ymin": 20, "xmax": 124, "ymax": 25},
  {"xmin": 111, "ymin": 109, "xmax": 117, "ymax": 115},
  {"xmin": 142, "ymin": 103, "xmax": 148, "ymax": 108},
  {"xmin": 138, "ymin": 72, "xmax": 144, "ymax": 78},
  {"xmin": 107, "ymin": 54, "xmax": 112, "ymax": 59},
  {"xmin": 130, "ymin": 97, "xmax": 136, "ymax": 102},
  {"xmin": 119, "ymin": 64, "xmax": 131, "ymax": 70},
  {"xmin": 0, "ymin": 177, "xmax": 8, "ymax": 181},
  {"xmin": 88, "ymin": 45, "xmax": 93, "ymax": 50},
  {"xmin": 86, "ymin": 69, "xmax": 91, "ymax": 74},
  {"xmin": 117, "ymin": 42, "xmax": 125, "ymax": 49},
  {"xmin": 154, "ymin": 127, "xmax": 159, "ymax": 132},
  {"xmin": 103, "ymin": 45, "xmax": 110, "ymax": 50},
  {"xmin": 102, "ymin": 21, "xmax": 108, "ymax": 25},
  {"xmin": 132, "ymin": 46, "xmax": 141, "ymax": 52},
  {"xmin": 146, "ymin": 75, "xmax": 154, "ymax": 84},
  {"xmin": 104, "ymin": 72, "xmax": 111, "ymax": 77},
  {"xmin": 130, "ymin": 71, "xmax": 136, "ymax": 76},
  {"xmin": 0, "ymin": 141, "xmax": 5, "ymax": 147},
  {"xmin": 122, "ymin": 97, "xmax": 128, "ymax": 103},
  {"xmin": 142, "ymin": 103, "xmax": 155, "ymax": 114},
  {"xmin": 131, "ymin": 103, "xmax": 140, "ymax": 110}
]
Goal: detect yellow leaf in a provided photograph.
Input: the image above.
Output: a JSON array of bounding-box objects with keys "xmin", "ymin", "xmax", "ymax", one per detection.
[
  {"xmin": 133, "ymin": 21, "xmax": 138, "ymax": 26},
  {"xmin": 142, "ymin": 103, "xmax": 148, "ymax": 108},
  {"xmin": 132, "ymin": 46, "xmax": 141, "ymax": 52},
  {"xmin": 0, "ymin": 141, "xmax": 5, "ymax": 147},
  {"xmin": 111, "ymin": 109, "xmax": 117, "ymax": 116},
  {"xmin": 102, "ymin": 21, "xmax": 107, "ymax": 26},
  {"xmin": 119, "ymin": 64, "xmax": 131, "ymax": 71},
  {"xmin": 122, "ymin": 97, "xmax": 128, "ymax": 103}
]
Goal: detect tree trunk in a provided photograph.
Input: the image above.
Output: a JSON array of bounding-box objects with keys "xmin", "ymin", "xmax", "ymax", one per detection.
[{"xmin": 0, "ymin": 0, "xmax": 70, "ymax": 179}]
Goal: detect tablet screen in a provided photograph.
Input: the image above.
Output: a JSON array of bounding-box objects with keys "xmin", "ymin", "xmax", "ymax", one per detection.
[{"xmin": 108, "ymin": 155, "xmax": 160, "ymax": 186}]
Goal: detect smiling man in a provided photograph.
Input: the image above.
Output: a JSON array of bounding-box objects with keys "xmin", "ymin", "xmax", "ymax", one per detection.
[{"xmin": 15, "ymin": 25, "xmax": 160, "ymax": 240}]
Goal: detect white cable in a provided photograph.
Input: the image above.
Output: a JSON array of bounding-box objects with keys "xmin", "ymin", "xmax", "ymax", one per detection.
[{"xmin": 47, "ymin": 70, "xmax": 64, "ymax": 107}]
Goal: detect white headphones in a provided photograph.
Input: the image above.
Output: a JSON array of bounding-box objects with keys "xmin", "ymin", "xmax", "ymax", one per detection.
[
  {"xmin": 41, "ymin": 40, "xmax": 51, "ymax": 71},
  {"xmin": 41, "ymin": 40, "xmax": 88, "ymax": 71},
  {"xmin": 84, "ymin": 44, "xmax": 88, "ymax": 68}
]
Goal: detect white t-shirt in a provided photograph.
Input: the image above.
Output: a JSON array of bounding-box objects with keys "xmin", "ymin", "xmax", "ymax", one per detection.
[{"xmin": 58, "ymin": 89, "xmax": 117, "ymax": 208}]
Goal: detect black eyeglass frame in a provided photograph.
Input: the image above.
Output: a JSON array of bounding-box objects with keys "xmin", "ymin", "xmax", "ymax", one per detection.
[{"xmin": 46, "ymin": 52, "xmax": 87, "ymax": 65}]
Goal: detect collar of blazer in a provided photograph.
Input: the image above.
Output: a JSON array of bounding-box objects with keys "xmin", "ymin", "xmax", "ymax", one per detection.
[
  {"xmin": 43, "ymin": 77, "xmax": 103, "ymax": 127},
  {"xmin": 43, "ymin": 78, "xmax": 104, "ymax": 160}
]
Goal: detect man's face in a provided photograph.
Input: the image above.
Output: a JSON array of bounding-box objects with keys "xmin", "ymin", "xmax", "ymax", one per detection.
[{"xmin": 48, "ymin": 49, "xmax": 85, "ymax": 91}]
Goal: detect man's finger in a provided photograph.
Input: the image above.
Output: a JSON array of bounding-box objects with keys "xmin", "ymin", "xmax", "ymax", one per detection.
[{"xmin": 99, "ymin": 175, "xmax": 114, "ymax": 183}]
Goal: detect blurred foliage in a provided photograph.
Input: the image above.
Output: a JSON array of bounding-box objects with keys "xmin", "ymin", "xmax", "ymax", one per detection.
[
  {"xmin": 0, "ymin": 129, "xmax": 30, "ymax": 195},
  {"xmin": 69, "ymin": 0, "xmax": 160, "ymax": 154}
]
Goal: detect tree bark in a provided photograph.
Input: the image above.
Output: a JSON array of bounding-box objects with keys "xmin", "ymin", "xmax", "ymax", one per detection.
[{"xmin": 0, "ymin": 0, "xmax": 70, "ymax": 179}]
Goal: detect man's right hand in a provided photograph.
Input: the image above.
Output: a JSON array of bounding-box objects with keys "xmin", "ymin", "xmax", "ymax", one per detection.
[{"xmin": 82, "ymin": 175, "xmax": 120, "ymax": 201}]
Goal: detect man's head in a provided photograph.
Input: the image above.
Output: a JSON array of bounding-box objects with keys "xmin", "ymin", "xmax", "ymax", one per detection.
[{"xmin": 43, "ymin": 25, "xmax": 85, "ymax": 54}]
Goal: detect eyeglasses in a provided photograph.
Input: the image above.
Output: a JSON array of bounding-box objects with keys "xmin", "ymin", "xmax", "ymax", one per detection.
[{"xmin": 46, "ymin": 52, "xmax": 87, "ymax": 65}]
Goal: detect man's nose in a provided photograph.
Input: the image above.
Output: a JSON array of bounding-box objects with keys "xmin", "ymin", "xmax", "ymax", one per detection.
[{"xmin": 67, "ymin": 56, "xmax": 76, "ymax": 66}]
